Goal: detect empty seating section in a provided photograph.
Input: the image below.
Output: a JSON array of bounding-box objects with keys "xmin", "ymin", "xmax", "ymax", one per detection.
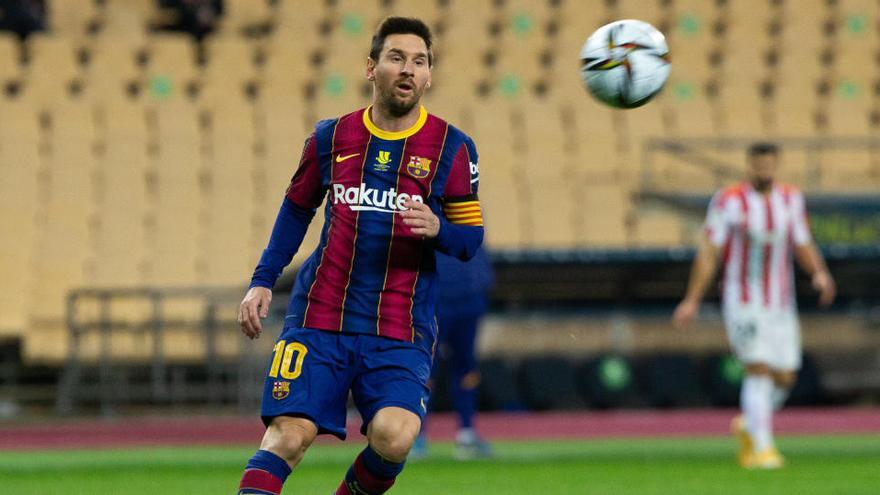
[{"xmin": 1, "ymin": 0, "xmax": 879, "ymax": 361}]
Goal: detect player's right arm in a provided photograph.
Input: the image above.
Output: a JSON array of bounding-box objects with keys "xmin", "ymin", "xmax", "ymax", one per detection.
[
  {"xmin": 239, "ymin": 133, "xmax": 324, "ymax": 339},
  {"xmin": 673, "ymin": 236, "xmax": 722, "ymax": 328},
  {"xmin": 672, "ymin": 190, "xmax": 731, "ymax": 328}
]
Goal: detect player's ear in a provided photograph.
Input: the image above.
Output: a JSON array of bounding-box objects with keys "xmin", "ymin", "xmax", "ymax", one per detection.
[{"xmin": 366, "ymin": 57, "xmax": 376, "ymax": 81}]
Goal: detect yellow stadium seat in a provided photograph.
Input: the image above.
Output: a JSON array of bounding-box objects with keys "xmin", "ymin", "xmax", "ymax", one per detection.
[
  {"xmin": 274, "ymin": 0, "xmax": 326, "ymax": 37},
  {"xmin": 28, "ymin": 101, "xmax": 96, "ymax": 344},
  {"xmin": 579, "ymin": 184, "xmax": 629, "ymax": 247},
  {"xmin": 715, "ymin": 80, "xmax": 767, "ymax": 136},
  {"xmin": 631, "ymin": 211, "xmax": 685, "ymax": 247},
  {"xmin": 818, "ymin": 148, "xmax": 877, "ymax": 191},
  {"xmin": 46, "ymin": 0, "xmax": 99, "ymax": 37},
  {"xmin": 0, "ymin": 32, "xmax": 20, "ymax": 84},
  {"xmin": 148, "ymin": 101, "xmax": 202, "ymax": 286},
  {"xmin": 145, "ymin": 33, "xmax": 198, "ymax": 100},
  {"xmin": 201, "ymin": 99, "xmax": 258, "ymax": 286},
  {"xmin": 0, "ymin": 100, "xmax": 40, "ymax": 336},
  {"xmin": 218, "ymin": 0, "xmax": 274, "ymax": 36},
  {"xmin": 100, "ymin": 1, "xmax": 150, "ymax": 40},
  {"xmin": 89, "ymin": 98, "xmax": 148, "ymax": 288}
]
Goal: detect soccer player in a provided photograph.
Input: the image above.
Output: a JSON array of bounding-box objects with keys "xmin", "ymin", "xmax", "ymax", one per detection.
[
  {"xmin": 412, "ymin": 246, "xmax": 494, "ymax": 460},
  {"xmin": 672, "ymin": 142, "xmax": 835, "ymax": 469},
  {"xmin": 235, "ymin": 17, "xmax": 484, "ymax": 495}
]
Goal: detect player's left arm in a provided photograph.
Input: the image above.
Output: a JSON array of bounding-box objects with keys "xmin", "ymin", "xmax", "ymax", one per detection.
[
  {"xmin": 791, "ymin": 191, "xmax": 836, "ymax": 307},
  {"xmin": 435, "ymin": 137, "xmax": 484, "ymax": 260}
]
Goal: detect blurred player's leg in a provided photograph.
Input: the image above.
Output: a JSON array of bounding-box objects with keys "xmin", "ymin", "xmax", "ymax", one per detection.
[
  {"xmin": 336, "ymin": 407, "xmax": 420, "ymax": 494},
  {"xmin": 443, "ymin": 312, "xmax": 492, "ymax": 460},
  {"xmin": 239, "ymin": 416, "xmax": 317, "ymax": 495},
  {"xmin": 740, "ymin": 364, "xmax": 783, "ymax": 469}
]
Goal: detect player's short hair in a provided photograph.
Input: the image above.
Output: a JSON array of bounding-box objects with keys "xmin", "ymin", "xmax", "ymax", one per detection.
[
  {"xmin": 369, "ymin": 16, "xmax": 434, "ymax": 66},
  {"xmin": 747, "ymin": 142, "xmax": 779, "ymax": 157}
]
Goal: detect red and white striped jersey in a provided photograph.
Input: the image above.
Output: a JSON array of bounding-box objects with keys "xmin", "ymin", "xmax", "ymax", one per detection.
[{"xmin": 704, "ymin": 182, "xmax": 812, "ymax": 311}]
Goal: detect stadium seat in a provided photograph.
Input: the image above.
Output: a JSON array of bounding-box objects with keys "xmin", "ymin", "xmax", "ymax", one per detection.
[
  {"xmin": 45, "ymin": 0, "xmax": 100, "ymax": 38},
  {"xmin": 818, "ymin": 148, "xmax": 876, "ymax": 191},
  {"xmin": 579, "ymin": 184, "xmax": 629, "ymax": 247},
  {"xmin": 100, "ymin": 1, "xmax": 151, "ymax": 39},
  {"xmin": 201, "ymin": 98, "xmax": 258, "ymax": 285},
  {"xmin": 273, "ymin": 0, "xmax": 326, "ymax": 38},
  {"xmin": 0, "ymin": 32, "xmax": 20, "ymax": 85},
  {"xmin": 25, "ymin": 35, "xmax": 83, "ymax": 108},
  {"xmin": 85, "ymin": 36, "xmax": 144, "ymax": 99},
  {"xmin": 89, "ymin": 98, "xmax": 149, "ymax": 288},
  {"xmin": 144, "ymin": 33, "xmax": 198, "ymax": 102},
  {"xmin": 26, "ymin": 101, "xmax": 96, "ymax": 362},
  {"xmin": 0, "ymin": 99, "xmax": 40, "ymax": 336},
  {"xmin": 630, "ymin": 212, "xmax": 685, "ymax": 247},
  {"xmin": 148, "ymin": 101, "xmax": 201, "ymax": 286},
  {"xmin": 517, "ymin": 356, "xmax": 584, "ymax": 410},
  {"xmin": 217, "ymin": 0, "xmax": 274, "ymax": 36}
]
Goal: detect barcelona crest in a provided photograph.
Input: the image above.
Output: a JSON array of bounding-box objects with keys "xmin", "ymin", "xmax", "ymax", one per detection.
[
  {"xmin": 406, "ymin": 156, "xmax": 432, "ymax": 178},
  {"xmin": 272, "ymin": 381, "xmax": 290, "ymax": 400}
]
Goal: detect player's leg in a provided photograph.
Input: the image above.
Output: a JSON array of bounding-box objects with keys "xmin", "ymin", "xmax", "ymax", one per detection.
[
  {"xmin": 444, "ymin": 312, "xmax": 492, "ymax": 458},
  {"xmin": 335, "ymin": 408, "xmax": 421, "ymax": 495},
  {"xmin": 740, "ymin": 362, "xmax": 775, "ymax": 456},
  {"xmin": 725, "ymin": 311, "xmax": 780, "ymax": 467},
  {"xmin": 770, "ymin": 369, "xmax": 796, "ymax": 409},
  {"xmin": 770, "ymin": 311, "xmax": 802, "ymax": 411},
  {"xmin": 336, "ymin": 336, "xmax": 432, "ymax": 494},
  {"xmin": 239, "ymin": 416, "xmax": 318, "ymax": 495},
  {"xmin": 239, "ymin": 326, "xmax": 354, "ymax": 495}
]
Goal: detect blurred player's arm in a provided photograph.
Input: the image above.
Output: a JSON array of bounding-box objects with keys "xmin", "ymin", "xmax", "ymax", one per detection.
[
  {"xmin": 790, "ymin": 191, "xmax": 835, "ymax": 307},
  {"xmin": 240, "ymin": 134, "xmax": 324, "ymax": 339},
  {"xmin": 673, "ymin": 236, "xmax": 721, "ymax": 328},
  {"xmin": 673, "ymin": 191, "xmax": 731, "ymax": 328}
]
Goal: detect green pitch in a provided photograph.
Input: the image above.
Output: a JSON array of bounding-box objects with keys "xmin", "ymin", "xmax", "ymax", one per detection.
[{"xmin": 1, "ymin": 435, "xmax": 878, "ymax": 494}]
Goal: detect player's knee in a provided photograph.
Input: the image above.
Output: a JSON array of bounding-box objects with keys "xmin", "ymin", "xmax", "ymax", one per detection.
[
  {"xmin": 261, "ymin": 416, "xmax": 318, "ymax": 465},
  {"xmin": 369, "ymin": 411, "xmax": 421, "ymax": 462},
  {"xmin": 460, "ymin": 370, "xmax": 480, "ymax": 390},
  {"xmin": 773, "ymin": 371, "xmax": 797, "ymax": 388},
  {"xmin": 744, "ymin": 362, "xmax": 771, "ymax": 375}
]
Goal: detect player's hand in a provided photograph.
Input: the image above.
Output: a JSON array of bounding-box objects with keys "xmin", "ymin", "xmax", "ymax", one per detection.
[
  {"xmin": 812, "ymin": 270, "xmax": 836, "ymax": 308},
  {"xmin": 239, "ymin": 286, "xmax": 272, "ymax": 339},
  {"xmin": 672, "ymin": 299, "xmax": 699, "ymax": 329},
  {"xmin": 400, "ymin": 199, "xmax": 440, "ymax": 238}
]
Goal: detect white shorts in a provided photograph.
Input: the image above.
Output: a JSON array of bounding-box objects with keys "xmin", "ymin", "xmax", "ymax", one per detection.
[{"xmin": 723, "ymin": 307, "xmax": 802, "ymax": 371}]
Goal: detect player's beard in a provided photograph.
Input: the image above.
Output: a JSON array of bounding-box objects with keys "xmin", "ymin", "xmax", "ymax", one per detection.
[
  {"xmin": 752, "ymin": 177, "xmax": 773, "ymax": 192},
  {"xmin": 378, "ymin": 79, "xmax": 422, "ymax": 117}
]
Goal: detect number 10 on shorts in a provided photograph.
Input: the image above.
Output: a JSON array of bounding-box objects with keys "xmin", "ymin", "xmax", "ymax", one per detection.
[{"xmin": 269, "ymin": 340, "xmax": 308, "ymax": 379}]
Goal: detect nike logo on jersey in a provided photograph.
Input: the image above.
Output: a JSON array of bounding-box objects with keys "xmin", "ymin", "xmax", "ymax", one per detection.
[{"xmin": 336, "ymin": 153, "xmax": 360, "ymax": 163}]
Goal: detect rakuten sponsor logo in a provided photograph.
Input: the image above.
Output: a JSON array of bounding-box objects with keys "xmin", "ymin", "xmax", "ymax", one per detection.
[{"xmin": 332, "ymin": 183, "xmax": 423, "ymax": 213}]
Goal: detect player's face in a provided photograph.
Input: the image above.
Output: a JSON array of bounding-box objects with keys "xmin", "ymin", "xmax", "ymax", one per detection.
[
  {"xmin": 367, "ymin": 34, "xmax": 432, "ymax": 117},
  {"xmin": 748, "ymin": 152, "xmax": 779, "ymax": 192}
]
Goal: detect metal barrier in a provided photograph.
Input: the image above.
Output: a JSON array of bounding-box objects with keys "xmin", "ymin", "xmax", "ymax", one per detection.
[{"xmin": 56, "ymin": 286, "xmax": 278, "ymax": 416}]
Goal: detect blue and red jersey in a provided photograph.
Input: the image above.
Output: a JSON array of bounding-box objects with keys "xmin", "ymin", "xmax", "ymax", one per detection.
[{"xmin": 251, "ymin": 106, "xmax": 484, "ymax": 344}]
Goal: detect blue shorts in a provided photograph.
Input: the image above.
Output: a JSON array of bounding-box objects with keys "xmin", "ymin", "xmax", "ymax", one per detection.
[{"xmin": 260, "ymin": 326, "xmax": 433, "ymax": 440}]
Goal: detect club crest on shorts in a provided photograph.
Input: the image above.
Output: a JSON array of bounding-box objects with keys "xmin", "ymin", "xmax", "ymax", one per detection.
[
  {"xmin": 272, "ymin": 381, "xmax": 290, "ymax": 400},
  {"xmin": 406, "ymin": 156, "xmax": 432, "ymax": 178}
]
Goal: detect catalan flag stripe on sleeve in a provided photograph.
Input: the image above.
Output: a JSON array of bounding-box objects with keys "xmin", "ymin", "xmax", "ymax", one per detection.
[{"xmin": 443, "ymin": 200, "xmax": 483, "ymax": 226}]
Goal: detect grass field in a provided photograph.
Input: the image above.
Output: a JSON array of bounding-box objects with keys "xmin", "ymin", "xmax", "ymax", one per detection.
[{"xmin": 1, "ymin": 435, "xmax": 879, "ymax": 494}]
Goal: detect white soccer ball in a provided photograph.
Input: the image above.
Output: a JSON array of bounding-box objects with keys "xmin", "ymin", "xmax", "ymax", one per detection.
[{"xmin": 579, "ymin": 19, "xmax": 671, "ymax": 109}]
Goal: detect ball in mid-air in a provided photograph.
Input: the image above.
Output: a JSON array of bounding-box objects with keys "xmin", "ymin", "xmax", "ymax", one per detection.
[{"xmin": 579, "ymin": 19, "xmax": 671, "ymax": 109}]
